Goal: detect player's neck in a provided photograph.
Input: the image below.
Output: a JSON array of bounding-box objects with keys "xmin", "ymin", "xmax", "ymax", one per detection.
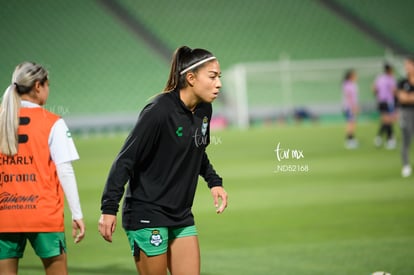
[{"xmin": 179, "ymin": 88, "xmax": 200, "ymax": 112}]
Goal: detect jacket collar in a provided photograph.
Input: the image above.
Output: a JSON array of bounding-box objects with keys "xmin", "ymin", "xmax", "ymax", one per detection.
[{"xmin": 172, "ymin": 89, "xmax": 197, "ymax": 113}]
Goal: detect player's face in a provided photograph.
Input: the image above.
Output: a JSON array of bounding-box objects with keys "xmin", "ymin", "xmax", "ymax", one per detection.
[
  {"xmin": 351, "ymin": 72, "xmax": 357, "ymax": 81},
  {"xmin": 192, "ymin": 60, "xmax": 222, "ymax": 103}
]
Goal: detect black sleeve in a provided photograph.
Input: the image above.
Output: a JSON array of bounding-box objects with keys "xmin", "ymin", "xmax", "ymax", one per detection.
[
  {"xmin": 100, "ymin": 103, "xmax": 162, "ymax": 214},
  {"xmin": 398, "ymin": 79, "xmax": 406, "ymax": 91},
  {"xmin": 200, "ymin": 151, "xmax": 223, "ymax": 188}
]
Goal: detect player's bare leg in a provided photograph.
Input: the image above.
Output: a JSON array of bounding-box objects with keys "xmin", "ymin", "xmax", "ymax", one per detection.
[
  {"xmin": 41, "ymin": 253, "xmax": 68, "ymax": 275},
  {"xmin": 134, "ymin": 251, "xmax": 168, "ymax": 275},
  {"xmin": 0, "ymin": 258, "xmax": 19, "ymax": 275},
  {"xmin": 167, "ymin": 236, "xmax": 200, "ymax": 275},
  {"xmin": 346, "ymin": 120, "xmax": 355, "ymax": 137}
]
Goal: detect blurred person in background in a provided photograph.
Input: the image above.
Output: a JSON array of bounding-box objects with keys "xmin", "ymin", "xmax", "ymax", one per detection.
[
  {"xmin": 98, "ymin": 46, "xmax": 227, "ymax": 275},
  {"xmin": 373, "ymin": 63, "xmax": 397, "ymax": 149},
  {"xmin": 397, "ymin": 56, "xmax": 414, "ymax": 177},
  {"xmin": 342, "ymin": 69, "xmax": 359, "ymax": 149},
  {"xmin": 0, "ymin": 62, "xmax": 85, "ymax": 274}
]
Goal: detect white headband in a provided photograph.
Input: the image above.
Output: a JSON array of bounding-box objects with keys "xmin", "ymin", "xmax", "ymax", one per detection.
[{"xmin": 180, "ymin": 56, "xmax": 216, "ymax": 75}]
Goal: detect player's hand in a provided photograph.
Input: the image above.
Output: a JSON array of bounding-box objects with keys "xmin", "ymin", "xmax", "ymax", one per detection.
[
  {"xmin": 98, "ymin": 214, "xmax": 117, "ymax": 243},
  {"xmin": 72, "ymin": 219, "xmax": 86, "ymax": 244},
  {"xmin": 398, "ymin": 91, "xmax": 409, "ymax": 103},
  {"xmin": 211, "ymin": 186, "xmax": 228, "ymax": 214}
]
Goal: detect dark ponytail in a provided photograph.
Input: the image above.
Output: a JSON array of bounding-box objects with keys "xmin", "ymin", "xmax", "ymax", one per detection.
[{"xmin": 163, "ymin": 46, "xmax": 215, "ymax": 92}]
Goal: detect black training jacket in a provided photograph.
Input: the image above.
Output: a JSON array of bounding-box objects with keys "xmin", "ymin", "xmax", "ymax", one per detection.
[
  {"xmin": 398, "ymin": 78, "xmax": 414, "ymax": 109},
  {"xmin": 100, "ymin": 89, "xmax": 223, "ymax": 230}
]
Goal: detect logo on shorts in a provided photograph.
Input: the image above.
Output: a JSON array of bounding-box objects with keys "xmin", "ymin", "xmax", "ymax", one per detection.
[{"xmin": 149, "ymin": 230, "xmax": 163, "ymax": 247}]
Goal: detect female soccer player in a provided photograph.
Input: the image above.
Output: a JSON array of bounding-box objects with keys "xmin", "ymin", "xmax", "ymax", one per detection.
[
  {"xmin": 373, "ymin": 63, "xmax": 397, "ymax": 149},
  {"xmin": 0, "ymin": 62, "xmax": 85, "ymax": 274},
  {"xmin": 342, "ymin": 69, "xmax": 359, "ymax": 149},
  {"xmin": 397, "ymin": 56, "xmax": 414, "ymax": 177},
  {"xmin": 98, "ymin": 46, "xmax": 228, "ymax": 275}
]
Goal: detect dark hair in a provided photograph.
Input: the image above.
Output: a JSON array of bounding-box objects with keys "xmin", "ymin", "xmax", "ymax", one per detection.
[
  {"xmin": 406, "ymin": 55, "xmax": 414, "ymax": 64},
  {"xmin": 343, "ymin": 69, "xmax": 355, "ymax": 82},
  {"xmin": 163, "ymin": 46, "xmax": 215, "ymax": 92},
  {"xmin": 384, "ymin": 63, "xmax": 393, "ymax": 73}
]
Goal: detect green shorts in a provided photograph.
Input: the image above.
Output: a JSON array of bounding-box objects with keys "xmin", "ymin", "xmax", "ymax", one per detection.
[
  {"xmin": 125, "ymin": 225, "xmax": 198, "ymax": 257},
  {"xmin": 0, "ymin": 232, "xmax": 66, "ymax": 260}
]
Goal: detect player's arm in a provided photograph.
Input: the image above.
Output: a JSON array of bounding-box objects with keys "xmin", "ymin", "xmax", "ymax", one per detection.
[
  {"xmin": 397, "ymin": 89, "xmax": 414, "ymax": 104},
  {"xmin": 98, "ymin": 131, "xmax": 136, "ymax": 243},
  {"xmin": 49, "ymin": 119, "xmax": 85, "ymax": 243},
  {"xmin": 99, "ymin": 103, "xmax": 162, "ymax": 241},
  {"xmin": 200, "ymin": 152, "xmax": 227, "ymax": 213},
  {"xmin": 56, "ymin": 162, "xmax": 85, "ymax": 243}
]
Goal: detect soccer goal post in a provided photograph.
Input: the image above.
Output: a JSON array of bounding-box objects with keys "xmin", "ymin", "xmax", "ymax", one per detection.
[{"xmin": 221, "ymin": 54, "xmax": 403, "ymax": 128}]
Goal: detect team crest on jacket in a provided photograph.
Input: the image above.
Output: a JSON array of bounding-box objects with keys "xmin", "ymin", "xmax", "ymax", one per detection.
[
  {"xmin": 150, "ymin": 230, "xmax": 163, "ymax": 247},
  {"xmin": 201, "ymin": 116, "xmax": 208, "ymax": 136}
]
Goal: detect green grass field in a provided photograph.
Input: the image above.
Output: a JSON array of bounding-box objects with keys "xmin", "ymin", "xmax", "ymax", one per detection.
[{"xmin": 17, "ymin": 121, "xmax": 414, "ymax": 275}]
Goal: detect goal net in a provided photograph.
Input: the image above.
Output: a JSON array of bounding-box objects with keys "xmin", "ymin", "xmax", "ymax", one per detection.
[{"xmin": 221, "ymin": 55, "xmax": 404, "ymax": 128}]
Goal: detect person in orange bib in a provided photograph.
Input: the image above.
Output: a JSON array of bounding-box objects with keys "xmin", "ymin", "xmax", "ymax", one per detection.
[{"xmin": 0, "ymin": 62, "xmax": 85, "ymax": 274}]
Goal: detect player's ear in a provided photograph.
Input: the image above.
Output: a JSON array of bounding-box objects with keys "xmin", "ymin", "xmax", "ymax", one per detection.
[
  {"xmin": 33, "ymin": 81, "xmax": 42, "ymax": 93},
  {"xmin": 186, "ymin": 72, "xmax": 196, "ymax": 87}
]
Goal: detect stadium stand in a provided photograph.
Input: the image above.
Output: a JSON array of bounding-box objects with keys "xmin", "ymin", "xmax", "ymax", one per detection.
[
  {"xmin": 0, "ymin": 0, "xmax": 412, "ymax": 130},
  {"xmin": 332, "ymin": 0, "xmax": 413, "ymax": 55},
  {"xmin": 118, "ymin": 0, "xmax": 385, "ymax": 65},
  {"xmin": 0, "ymin": 0, "xmax": 167, "ymax": 116}
]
